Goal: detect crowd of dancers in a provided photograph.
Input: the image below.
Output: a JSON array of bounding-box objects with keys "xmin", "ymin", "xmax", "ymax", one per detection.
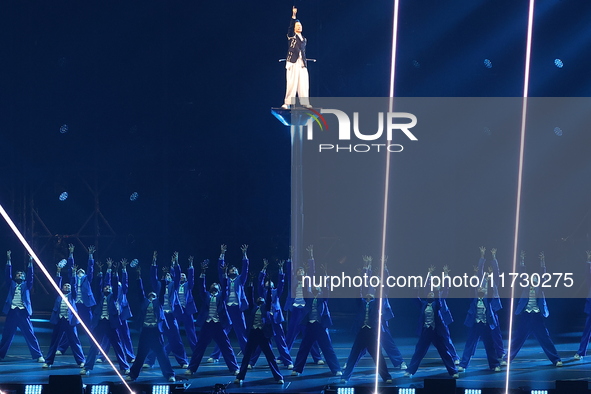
[{"xmin": 1, "ymin": 244, "xmax": 591, "ymax": 384}]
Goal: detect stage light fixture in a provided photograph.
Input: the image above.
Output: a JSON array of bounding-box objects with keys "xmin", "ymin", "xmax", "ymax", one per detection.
[
  {"xmin": 152, "ymin": 386, "xmax": 170, "ymax": 394},
  {"xmin": 399, "ymin": 388, "xmax": 416, "ymax": 394},
  {"xmin": 90, "ymin": 385, "xmax": 111, "ymax": 394},
  {"xmin": 554, "ymin": 59, "xmax": 563, "ymax": 68},
  {"xmin": 484, "ymin": 59, "xmax": 492, "ymax": 68},
  {"xmin": 59, "ymin": 191, "xmax": 69, "ymax": 201},
  {"xmin": 24, "ymin": 385, "xmax": 43, "ymax": 394},
  {"xmin": 130, "ymin": 192, "xmax": 139, "ymax": 201},
  {"xmin": 60, "ymin": 124, "xmax": 69, "ymax": 134},
  {"xmin": 554, "ymin": 127, "xmax": 563, "ymax": 136},
  {"xmin": 337, "ymin": 388, "xmax": 355, "ymax": 394},
  {"xmin": 465, "ymin": 390, "xmax": 482, "ymax": 394},
  {"xmin": 531, "ymin": 390, "xmax": 548, "ymax": 394}
]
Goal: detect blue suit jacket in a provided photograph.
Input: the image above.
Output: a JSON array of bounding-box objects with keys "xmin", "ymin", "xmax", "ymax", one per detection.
[
  {"xmin": 68, "ymin": 255, "xmax": 97, "ymax": 308},
  {"xmin": 3, "ymin": 262, "xmax": 34, "ymax": 316},
  {"xmin": 258, "ymin": 270, "xmax": 285, "ymax": 324},
  {"xmin": 219, "ymin": 257, "xmax": 249, "ymax": 312},
  {"xmin": 195, "ymin": 274, "xmax": 231, "ymax": 328},
  {"xmin": 174, "ymin": 266, "xmax": 198, "ymax": 315},
  {"xmin": 50, "ymin": 275, "xmax": 79, "ymax": 326},
  {"xmin": 91, "ymin": 270, "xmax": 122, "ymax": 328},
  {"xmin": 514, "ymin": 264, "xmax": 549, "ymax": 317},
  {"xmin": 151, "ymin": 263, "xmax": 183, "ymax": 317},
  {"xmin": 136, "ymin": 277, "xmax": 168, "ymax": 333},
  {"xmin": 115, "ymin": 270, "xmax": 132, "ymax": 321}
]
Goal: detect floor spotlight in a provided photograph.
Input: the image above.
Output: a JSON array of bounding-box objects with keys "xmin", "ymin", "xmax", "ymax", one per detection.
[
  {"xmin": 531, "ymin": 390, "xmax": 548, "ymax": 394},
  {"xmin": 24, "ymin": 385, "xmax": 44, "ymax": 394},
  {"xmin": 152, "ymin": 385, "xmax": 170, "ymax": 394},
  {"xmin": 89, "ymin": 385, "xmax": 111, "ymax": 394},
  {"xmin": 399, "ymin": 388, "xmax": 416, "ymax": 394}
]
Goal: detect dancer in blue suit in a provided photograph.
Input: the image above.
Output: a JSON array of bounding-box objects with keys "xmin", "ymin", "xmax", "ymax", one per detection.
[
  {"xmin": 208, "ymin": 244, "xmax": 249, "ymax": 362},
  {"xmin": 0, "ymin": 251, "xmax": 44, "ymax": 362},
  {"xmin": 43, "ymin": 262, "xmax": 85, "ymax": 368},
  {"xmin": 125, "ymin": 265, "xmax": 175, "ymax": 382},
  {"xmin": 575, "ymin": 250, "xmax": 591, "ymax": 360},
  {"xmin": 185, "ymin": 258, "xmax": 239, "ymax": 375},
  {"xmin": 457, "ymin": 247, "xmax": 501, "ymax": 372},
  {"xmin": 404, "ymin": 266, "xmax": 459, "ymax": 378},
  {"xmin": 248, "ymin": 259, "xmax": 293, "ymax": 369},
  {"xmin": 505, "ymin": 251, "xmax": 562, "ymax": 366}
]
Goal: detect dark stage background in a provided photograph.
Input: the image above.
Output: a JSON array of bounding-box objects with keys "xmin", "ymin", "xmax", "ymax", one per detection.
[{"xmin": 1, "ymin": 0, "xmax": 591, "ymax": 341}]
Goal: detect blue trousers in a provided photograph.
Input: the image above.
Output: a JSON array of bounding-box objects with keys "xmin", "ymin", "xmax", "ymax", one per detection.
[
  {"xmin": 45, "ymin": 318, "xmax": 85, "ymax": 365},
  {"xmin": 249, "ymin": 320, "xmax": 293, "ymax": 366},
  {"xmin": 492, "ymin": 312, "xmax": 505, "ymax": 359},
  {"xmin": 0, "ymin": 308, "xmax": 43, "ymax": 359},
  {"xmin": 342, "ymin": 326, "xmax": 391, "ymax": 382},
  {"xmin": 188, "ymin": 321, "xmax": 238, "ymax": 373},
  {"xmin": 285, "ymin": 307, "xmax": 322, "ymax": 362},
  {"xmin": 459, "ymin": 322, "xmax": 499, "ymax": 369},
  {"xmin": 179, "ymin": 311, "xmax": 197, "ymax": 353},
  {"xmin": 237, "ymin": 328, "xmax": 282, "ymax": 381},
  {"xmin": 293, "ymin": 322, "xmax": 341, "ymax": 374},
  {"xmin": 57, "ymin": 303, "xmax": 93, "ymax": 353},
  {"xmin": 210, "ymin": 305, "xmax": 247, "ymax": 359},
  {"xmin": 84, "ymin": 319, "xmax": 129, "ymax": 371},
  {"xmin": 407, "ymin": 326, "xmax": 458, "ymax": 376},
  {"xmin": 356, "ymin": 322, "xmax": 404, "ymax": 368},
  {"xmin": 577, "ymin": 314, "xmax": 591, "ymax": 357},
  {"xmin": 128, "ymin": 327, "xmax": 174, "ymax": 380},
  {"xmin": 508, "ymin": 313, "xmax": 560, "ymax": 364},
  {"xmin": 96, "ymin": 321, "xmax": 135, "ymax": 362},
  {"xmin": 146, "ymin": 313, "xmax": 187, "ymax": 367}
]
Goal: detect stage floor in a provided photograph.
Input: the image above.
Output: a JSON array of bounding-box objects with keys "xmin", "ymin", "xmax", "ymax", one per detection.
[{"xmin": 1, "ymin": 315, "xmax": 590, "ymax": 392}]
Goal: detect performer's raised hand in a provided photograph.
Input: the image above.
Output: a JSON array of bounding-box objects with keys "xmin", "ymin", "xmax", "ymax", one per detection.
[
  {"xmin": 292, "ymin": 6, "xmax": 298, "ymax": 18},
  {"xmin": 479, "ymin": 246, "xmax": 486, "ymax": 258}
]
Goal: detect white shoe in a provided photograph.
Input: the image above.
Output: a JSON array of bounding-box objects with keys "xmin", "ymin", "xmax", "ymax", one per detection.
[
  {"xmin": 454, "ymin": 359, "xmax": 460, "ymax": 365},
  {"xmin": 124, "ymin": 375, "xmax": 134, "ymax": 382},
  {"xmin": 168, "ymin": 376, "xmax": 176, "ymax": 382},
  {"xmin": 281, "ymin": 104, "xmax": 289, "ymax": 110},
  {"xmin": 42, "ymin": 363, "xmax": 50, "ymax": 368},
  {"xmin": 555, "ymin": 361, "xmax": 563, "ymax": 367},
  {"xmin": 316, "ymin": 360, "xmax": 325, "ymax": 365},
  {"xmin": 277, "ymin": 379, "xmax": 284, "ymax": 384},
  {"xmin": 234, "ymin": 379, "xmax": 243, "ymax": 385},
  {"xmin": 340, "ymin": 379, "xmax": 348, "ymax": 384},
  {"xmin": 494, "ymin": 366, "xmax": 501, "ymax": 372},
  {"xmin": 452, "ymin": 373, "xmax": 460, "ymax": 379},
  {"xmin": 234, "ymin": 370, "xmax": 239, "ymax": 376},
  {"xmin": 457, "ymin": 367, "xmax": 465, "ymax": 372},
  {"xmin": 37, "ymin": 357, "xmax": 45, "ymax": 363},
  {"xmin": 500, "ymin": 360, "xmax": 507, "ymax": 366},
  {"xmin": 247, "ymin": 364, "xmax": 253, "ymax": 370},
  {"xmin": 184, "ymin": 369, "xmax": 193, "ymax": 375},
  {"xmin": 207, "ymin": 357, "xmax": 218, "ymax": 363},
  {"xmin": 403, "ymin": 372, "xmax": 412, "ymax": 378},
  {"xmin": 399, "ymin": 362, "xmax": 408, "ymax": 370},
  {"xmin": 181, "ymin": 364, "xmax": 189, "ymax": 369},
  {"xmin": 385, "ymin": 379, "xmax": 393, "ymax": 384},
  {"xmin": 287, "ymin": 364, "xmax": 294, "ymax": 370},
  {"xmin": 335, "ymin": 371, "xmax": 342, "ymax": 376},
  {"xmin": 291, "ymin": 371, "xmax": 300, "ymax": 376},
  {"xmin": 142, "ymin": 364, "xmax": 151, "ymax": 369},
  {"xmin": 80, "ymin": 369, "xmax": 89, "ymax": 376},
  {"xmin": 55, "ymin": 351, "xmax": 63, "ymax": 356},
  {"xmin": 574, "ymin": 354, "xmax": 582, "ymax": 360},
  {"xmin": 78, "ymin": 363, "xmax": 85, "ymax": 368},
  {"xmin": 96, "ymin": 358, "xmax": 103, "ymax": 363}
]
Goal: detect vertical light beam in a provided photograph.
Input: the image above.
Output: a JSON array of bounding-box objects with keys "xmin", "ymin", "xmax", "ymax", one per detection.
[
  {"xmin": 505, "ymin": 0, "xmax": 536, "ymax": 393},
  {"xmin": 375, "ymin": 0, "xmax": 401, "ymax": 393},
  {"xmin": 0, "ymin": 203, "xmax": 134, "ymax": 394}
]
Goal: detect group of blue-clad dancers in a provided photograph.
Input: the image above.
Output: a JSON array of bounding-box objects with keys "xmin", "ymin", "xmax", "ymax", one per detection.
[{"xmin": 2, "ymin": 244, "xmax": 591, "ymax": 384}]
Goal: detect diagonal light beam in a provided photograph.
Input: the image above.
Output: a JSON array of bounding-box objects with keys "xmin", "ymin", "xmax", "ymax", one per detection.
[
  {"xmin": 505, "ymin": 0, "xmax": 536, "ymax": 393},
  {"xmin": 0, "ymin": 203, "xmax": 134, "ymax": 394}
]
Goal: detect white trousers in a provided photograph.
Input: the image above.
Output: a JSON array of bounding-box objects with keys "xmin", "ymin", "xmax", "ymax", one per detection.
[{"xmin": 284, "ymin": 58, "xmax": 310, "ymax": 107}]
